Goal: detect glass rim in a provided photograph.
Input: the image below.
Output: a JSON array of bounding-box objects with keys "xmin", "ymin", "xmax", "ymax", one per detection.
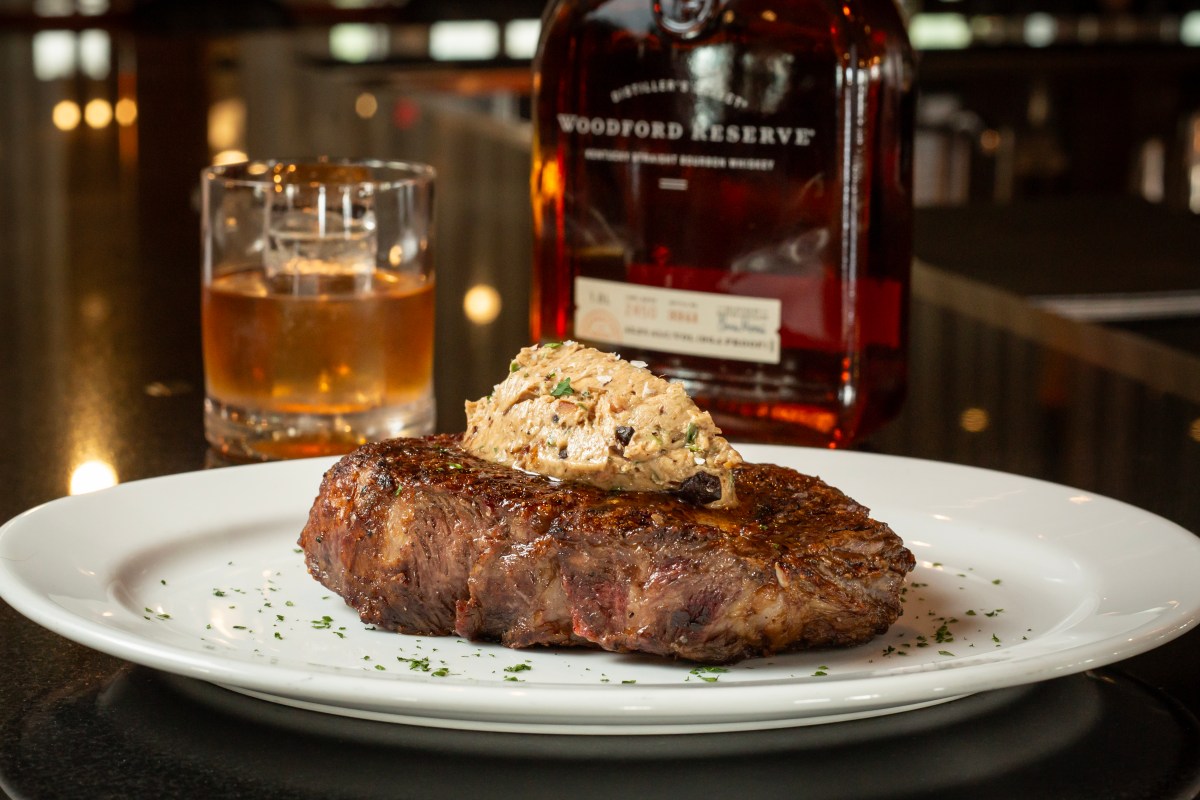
[{"xmin": 202, "ymin": 157, "xmax": 436, "ymax": 190}]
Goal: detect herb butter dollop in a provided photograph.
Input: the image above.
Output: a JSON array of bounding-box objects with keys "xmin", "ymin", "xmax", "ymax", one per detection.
[{"xmin": 462, "ymin": 342, "xmax": 742, "ymax": 508}]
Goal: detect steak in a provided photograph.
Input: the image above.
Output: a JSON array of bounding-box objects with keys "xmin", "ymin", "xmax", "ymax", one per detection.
[{"xmin": 298, "ymin": 435, "xmax": 915, "ymax": 664}]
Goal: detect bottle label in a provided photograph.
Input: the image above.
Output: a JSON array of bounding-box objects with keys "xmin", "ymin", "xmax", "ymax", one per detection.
[{"xmin": 574, "ymin": 276, "xmax": 782, "ymax": 364}]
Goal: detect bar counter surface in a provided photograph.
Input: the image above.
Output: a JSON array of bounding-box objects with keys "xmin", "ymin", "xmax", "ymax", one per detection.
[{"xmin": 1, "ymin": 20, "xmax": 1200, "ymax": 800}]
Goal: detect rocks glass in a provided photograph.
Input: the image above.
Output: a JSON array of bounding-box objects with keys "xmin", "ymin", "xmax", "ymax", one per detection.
[{"xmin": 201, "ymin": 158, "xmax": 436, "ymax": 460}]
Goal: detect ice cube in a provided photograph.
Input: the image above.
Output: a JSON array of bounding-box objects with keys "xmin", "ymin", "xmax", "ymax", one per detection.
[{"xmin": 264, "ymin": 208, "xmax": 377, "ymax": 295}]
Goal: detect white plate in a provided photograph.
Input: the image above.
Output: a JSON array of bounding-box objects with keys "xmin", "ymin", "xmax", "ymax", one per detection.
[{"xmin": 2, "ymin": 445, "xmax": 1199, "ymax": 735}]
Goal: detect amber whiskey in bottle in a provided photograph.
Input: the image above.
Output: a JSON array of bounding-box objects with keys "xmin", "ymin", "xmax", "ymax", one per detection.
[{"xmin": 532, "ymin": 0, "xmax": 915, "ymax": 446}]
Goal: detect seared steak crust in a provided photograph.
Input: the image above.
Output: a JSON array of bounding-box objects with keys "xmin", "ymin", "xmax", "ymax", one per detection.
[{"xmin": 299, "ymin": 435, "xmax": 915, "ymax": 663}]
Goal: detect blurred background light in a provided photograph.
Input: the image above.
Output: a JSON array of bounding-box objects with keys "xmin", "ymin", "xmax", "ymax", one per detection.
[
  {"xmin": 1182, "ymin": 11, "xmax": 1200, "ymax": 45},
  {"xmin": 355, "ymin": 92, "xmax": 379, "ymax": 119},
  {"xmin": 208, "ymin": 98, "xmax": 246, "ymax": 152},
  {"xmin": 52, "ymin": 100, "xmax": 81, "ymax": 131},
  {"xmin": 1023, "ymin": 13, "xmax": 1057, "ymax": 47},
  {"xmin": 463, "ymin": 284, "xmax": 503, "ymax": 325},
  {"xmin": 504, "ymin": 19, "xmax": 541, "ymax": 59},
  {"xmin": 84, "ymin": 98, "xmax": 112, "ymax": 129},
  {"xmin": 79, "ymin": 29, "xmax": 111, "ymax": 80},
  {"xmin": 329, "ymin": 23, "xmax": 388, "ymax": 63},
  {"xmin": 909, "ymin": 13, "xmax": 972, "ymax": 50},
  {"xmin": 69, "ymin": 460, "xmax": 118, "ymax": 495},
  {"xmin": 213, "ymin": 150, "xmax": 249, "ymax": 166},
  {"xmin": 33, "ymin": 0, "xmax": 72, "ymax": 16},
  {"xmin": 430, "ymin": 21, "xmax": 500, "ymax": 61},
  {"xmin": 32, "ymin": 30, "xmax": 74, "ymax": 81},
  {"xmin": 114, "ymin": 97, "xmax": 137, "ymax": 126},
  {"xmin": 960, "ymin": 407, "xmax": 990, "ymax": 433}
]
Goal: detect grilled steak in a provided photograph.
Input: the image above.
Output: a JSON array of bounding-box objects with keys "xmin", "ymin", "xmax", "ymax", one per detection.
[{"xmin": 299, "ymin": 435, "xmax": 915, "ymax": 664}]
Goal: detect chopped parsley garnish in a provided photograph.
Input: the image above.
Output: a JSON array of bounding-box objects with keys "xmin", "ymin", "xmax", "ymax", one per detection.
[
  {"xmin": 504, "ymin": 663, "xmax": 532, "ymax": 673},
  {"xmin": 399, "ymin": 656, "xmax": 431, "ymax": 672},
  {"xmin": 550, "ymin": 378, "xmax": 574, "ymax": 397},
  {"xmin": 689, "ymin": 666, "xmax": 729, "ymax": 683},
  {"xmin": 509, "ymin": 360, "xmax": 521, "ymax": 373},
  {"xmin": 685, "ymin": 422, "xmax": 700, "ymax": 452}
]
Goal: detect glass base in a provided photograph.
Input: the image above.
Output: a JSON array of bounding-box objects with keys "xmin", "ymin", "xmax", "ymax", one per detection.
[{"xmin": 204, "ymin": 396, "xmax": 435, "ymax": 462}]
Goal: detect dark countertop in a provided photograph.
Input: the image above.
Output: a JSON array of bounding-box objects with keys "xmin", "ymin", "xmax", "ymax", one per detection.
[{"xmin": 1, "ymin": 24, "xmax": 1199, "ymax": 800}]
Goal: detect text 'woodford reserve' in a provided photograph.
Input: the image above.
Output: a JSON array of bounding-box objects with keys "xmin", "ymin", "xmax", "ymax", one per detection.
[{"xmin": 555, "ymin": 114, "xmax": 816, "ymax": 146}]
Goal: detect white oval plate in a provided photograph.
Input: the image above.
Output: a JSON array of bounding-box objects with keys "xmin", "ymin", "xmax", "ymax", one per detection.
[{"xmin": 2, "ymin": 445, "xmax": 1198, "ymax": 735}]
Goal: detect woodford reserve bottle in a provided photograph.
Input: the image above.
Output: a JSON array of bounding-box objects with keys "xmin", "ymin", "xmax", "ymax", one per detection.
[{"xmin": 531, "ymin": 0, "xmax": 915, "ymax": 446}]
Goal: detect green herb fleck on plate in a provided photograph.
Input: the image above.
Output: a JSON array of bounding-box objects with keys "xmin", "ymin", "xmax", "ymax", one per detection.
[{"xmin": 689, "ymin": 666, "xmax": 729, "ymax": 683}]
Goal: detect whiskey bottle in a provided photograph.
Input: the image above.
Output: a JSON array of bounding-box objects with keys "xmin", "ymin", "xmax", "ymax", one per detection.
[{"xmin": 532, "ymin": 0, "xmax": 915, "ymax": 446}]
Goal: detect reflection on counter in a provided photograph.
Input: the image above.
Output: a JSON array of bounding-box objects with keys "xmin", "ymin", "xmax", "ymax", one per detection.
[
  {"xmin": 0, "ymin": 663, "xmax": 1195, "ymax": 800},
  {"xmin": 67, "ymin": 459, "xmax": 118, "ymax": 495}
]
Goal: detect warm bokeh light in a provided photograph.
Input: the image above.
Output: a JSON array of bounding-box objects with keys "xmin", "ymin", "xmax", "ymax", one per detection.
[
  {"xmin": 463, "ymin": 284, "xmax": 503, "ymax": 325},
  {"xmin": 208, "ymin": 98, "xmax": 246, "ymax": 152},
  {"xmin": 355, "ymin": 92, "xmax": 378, "ymax": 119},
  {"xmin": 213, "ymin": 149, "xmax": 248, "ymax": 166},
  {"xmin": 960, "ymin": 407, "xmax": 990, "ymax": 433},
  {"xmin": 114, "ymin": 97, "xmax": 137, "ymax": 126},
  {"xmin": 1189, "ymin": 418, "xmax": 1200, "ymax": 443},
  {"xmin": 84, "ymin": 98, "xmax": 112, "ymax": 129},
  {"xmin": 979, "ymin": 129, "xmax": 1001, "ymax": 154},
  {"xmin": 69, "ymin": 459, "xmax": 118, "ymax": 495},
  {"xmin": 52, "ymin": 99, "xmax": 81, "ymax": 131}
]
